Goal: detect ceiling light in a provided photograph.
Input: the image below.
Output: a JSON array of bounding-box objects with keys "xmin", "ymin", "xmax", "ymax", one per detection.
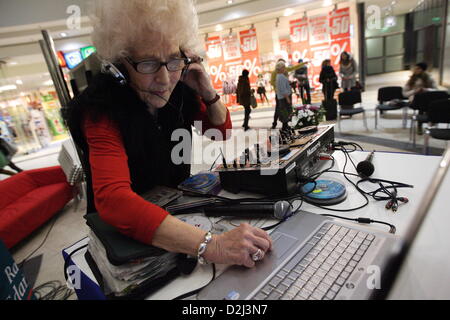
[
  {"xmin": 215, "ymin": 24, "xmax": 223, "ymax": 32},
  {"xmin": 9, "ymin": 61, "xmax": 18, "ymax": 66},
  {"xmin": 323, "ymin": 0, "xmax": 333, "ymax": 7},
  {"xmin": 0, "ymin": 85, "xmax": 17, "ymax": 92},
  {"xmin": 227, "ymin": 0, "xmax": 233, "ymax": 4},
  {"xmin": 385, "ymin": 16, "xmax": 397, "ymax": 28},
  {"xmin": 284, "ymin": 8, "xmax": 294, "ymax": 17},
  {"xmin": 43, "ymin": 80, "xmax": 54, "ymax": 86},
  {"xmin": 16, "ymin": 80, "xmax": 23, "ymax": 85},
  {"xmin": 60, "ymin": 32, "xmax": 68, "ymax": 37}
]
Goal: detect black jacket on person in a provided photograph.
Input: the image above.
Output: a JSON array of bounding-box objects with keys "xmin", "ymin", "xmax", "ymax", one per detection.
[
  {"xmin": 320, "ymin": 66, "xmax": 339, "ymax": 91},
  {"xmin": 65, "ymin": 72, "xmax": 201, "ymax": 214},
  {"xmin": 236, "ymin": 75, "xmax": 251, "ymax": 107}
]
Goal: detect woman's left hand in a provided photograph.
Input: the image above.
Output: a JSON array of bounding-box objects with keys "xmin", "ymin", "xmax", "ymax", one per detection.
[{"xmin": 181, "ymin": 50, "xmax": 217, "ymax": 102}]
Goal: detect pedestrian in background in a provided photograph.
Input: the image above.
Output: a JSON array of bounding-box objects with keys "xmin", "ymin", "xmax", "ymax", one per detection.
[
  {"xmin": 339, "ymin": 52, "xmax": 358, "ymax": 91},
  {"xmin": 237, "ymin": 69, "xmax": 252, "ymax": 131}
]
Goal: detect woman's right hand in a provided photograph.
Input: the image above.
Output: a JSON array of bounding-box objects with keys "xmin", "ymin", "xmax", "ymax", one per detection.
[{"xmin": 203, "ymin": 223, "xmax": 273, "ymax": 268}]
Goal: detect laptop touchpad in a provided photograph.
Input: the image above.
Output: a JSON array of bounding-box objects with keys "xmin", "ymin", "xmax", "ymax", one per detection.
[{"xmin": 271, "ymin": 232, "xmax": 298, "ymax": 259}]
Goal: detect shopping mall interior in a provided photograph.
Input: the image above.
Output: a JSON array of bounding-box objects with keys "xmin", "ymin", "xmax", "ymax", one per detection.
[{"xmin": 1, "ymin": 0, "xmax": 450, "ymax": 301}]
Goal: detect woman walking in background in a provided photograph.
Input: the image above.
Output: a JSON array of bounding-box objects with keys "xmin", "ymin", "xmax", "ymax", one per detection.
[
  {"xmin": 339, "ymin": 52, "xmax": 358, "ymax": 91},
  {"xmin": 256, "ymin": 74, "xmax": 270, "ymax": 105},
  {"xmin": 237, "ymin": 69, "xmax": 252, "ymax": 131}
]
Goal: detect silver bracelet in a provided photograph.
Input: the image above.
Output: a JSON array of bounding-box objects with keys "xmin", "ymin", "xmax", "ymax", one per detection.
[{"xmin": 197, "ymin": 231, "xmax": 212, "ymax": 265}]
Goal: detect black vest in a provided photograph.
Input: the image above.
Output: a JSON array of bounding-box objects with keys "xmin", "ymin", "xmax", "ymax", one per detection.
[{"xmin": 67, "ymin": 74, "xmax": 200, "ymax": 213}]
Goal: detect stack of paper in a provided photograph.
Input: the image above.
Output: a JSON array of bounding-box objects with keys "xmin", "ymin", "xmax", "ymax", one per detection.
[{"xmin": 87, "ymin": 231, "xmax": 178, "ymax": 297}]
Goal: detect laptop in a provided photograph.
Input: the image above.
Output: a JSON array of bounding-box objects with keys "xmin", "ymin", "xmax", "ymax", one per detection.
[{"xmin": 198, "ymin": 148, "xmax": 450, "ymax": 300}]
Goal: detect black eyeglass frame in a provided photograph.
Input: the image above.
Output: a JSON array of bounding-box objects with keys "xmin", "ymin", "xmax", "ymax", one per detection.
[{"xmin": 125, "ymin": 50, "xmax": 193, "ymax": 75}]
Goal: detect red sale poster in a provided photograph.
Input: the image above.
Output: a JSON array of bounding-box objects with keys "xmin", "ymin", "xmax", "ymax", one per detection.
[
  {"xmin": 309, "ymin": 44, "xmax": 332, "ymax": 88},
  {"xmin": 309, "ymin": 14, "xmax": 330, "ymax": 46},
  {"xmin": 205, "ymin": 36, "xmax": 226, "ymax": 92},
  {"xmin": 290, "ymin": 17, "xmax": 310, "ymax": 63},
  {"xmin": 329, "ymin": 7, "xmax": 351, "ymax": 41},
  {"xmin": 222, "ymin": 33, "xmax": 241, "ymax": 62},
  {"xmin": 289, "ymin": 7, "xmax": 353, "ymax": 90},
  {"xmin": 330, "ymin": 37, "xmax": 351, "ymax": 67},
  {"xmin": 239, "ymin": 28, "xmax": 263, "ymax": 86}
]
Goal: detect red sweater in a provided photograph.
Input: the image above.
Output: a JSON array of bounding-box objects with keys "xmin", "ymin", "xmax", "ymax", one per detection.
[{"xmin": 84, "ymin": 102, "xmax": 231, "ymax": 245}]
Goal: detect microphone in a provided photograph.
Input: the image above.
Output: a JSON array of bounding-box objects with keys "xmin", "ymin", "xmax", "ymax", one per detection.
[
  {"xmin": 203, "ymin": 201, "xmax": 293, "ymax": 220},
  {"xmin": 357, "ymin": 151, "xmax": 375, "ymax": 177}
]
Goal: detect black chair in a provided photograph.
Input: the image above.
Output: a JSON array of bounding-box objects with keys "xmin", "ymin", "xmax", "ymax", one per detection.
[
  {"xmin": 374, "ymin": 86, "xmax": 409, "ymax": 129},
  {"xmin": 337, "ymin": 90, "xmax": 368, "ymax": 132},
  {"xmin": 409, "ymin": 91, "xmax": 449, "ymax": 147},
  {"xmin": 424, "ymin": 99, "xmax": 450, "ymax": 155}
]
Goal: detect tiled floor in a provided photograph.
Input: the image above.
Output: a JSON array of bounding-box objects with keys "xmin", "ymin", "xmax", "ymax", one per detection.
[{"xmin": 3, "ymin": 71, "xmax": 448, "ymax": 299}]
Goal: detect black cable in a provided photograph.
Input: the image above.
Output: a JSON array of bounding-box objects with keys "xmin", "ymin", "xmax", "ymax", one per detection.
[
  {"xmin": 321, "ymin": 214, "xmax": 397, "ymax": 234},
  {"xmin": 297, "ymin": 146, "xmax": 370, "ymax": 213},
  {"xmin": 172, "ymin": 263, "xmax": 216, "ymax": 300},
  {"xmin": 18, "ymin": 215, "xmax": 58, "ymax": 269},
  {"xmin": 33, "ymin": 280, "xmax": 74, "ymax": 300}
]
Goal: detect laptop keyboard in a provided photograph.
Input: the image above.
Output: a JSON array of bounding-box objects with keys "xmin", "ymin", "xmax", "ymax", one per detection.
[{"xmin": 252, "ymin": 223, "xmax": 375, "ymax": 300}]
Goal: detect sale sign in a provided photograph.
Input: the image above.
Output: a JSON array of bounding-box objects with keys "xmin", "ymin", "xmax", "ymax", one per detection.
[
  {"xmin": 288, "ymin": 7, "xmax": 352, "ymax": 90},
  {"xmin": 309, "ymin": 44, "xmax": 332, "ymax": 88},
  {"xmin": 222, "ymin": 33, "xmax": 241, "ymax": 61},
  {"xmin": 205, "ymin": 36, "xmax": 226, "ymax": 91},
  {"xmin": 239, "ymin": 28, "xmax": 263, "ymax": 86},
  {"xmin": 309, "ymin": 14, "xmax": 330, "ymax": 46},
  {"xmin": 290, "ymin": 17, "xmax": 311, "ymax": 63},
  {"xmin": 329, "ymin": 7, "xmax": 351, "ymax": 41},
  {"xmin": 330, "ymin": 37, "xmax": 351, "ymax": 67}
]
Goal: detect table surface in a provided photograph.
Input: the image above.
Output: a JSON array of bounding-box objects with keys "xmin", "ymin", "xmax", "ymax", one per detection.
[{"xmin": 65, "ymin": 150, "xmax": 450, "ymax": 300}]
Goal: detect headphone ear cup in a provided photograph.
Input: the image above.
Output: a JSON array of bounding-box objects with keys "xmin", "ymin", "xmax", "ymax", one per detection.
[{"xmin": 103, "ymin": 62, "xmax": 128, "ymax": 85}]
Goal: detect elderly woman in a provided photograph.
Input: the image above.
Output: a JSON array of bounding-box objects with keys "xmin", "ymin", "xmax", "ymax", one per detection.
[
  {"xmin": 67, "ymin": 0, "xmax": 272, "ymax": 269},
  {"xmin": 275, "ymin": 61, "xmax": 293, "ymax": 132}
]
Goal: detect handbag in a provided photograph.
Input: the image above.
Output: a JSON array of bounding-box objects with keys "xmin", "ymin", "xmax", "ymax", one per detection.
[{"xmin": 250, "ymin": 90, "xmax": 258, "ymax": 109}]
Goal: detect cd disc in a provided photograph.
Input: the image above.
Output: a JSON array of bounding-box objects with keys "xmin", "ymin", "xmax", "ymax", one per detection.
[{"xmin": 301, "ymin": 179, "xmax": 347, "ymax": 206}]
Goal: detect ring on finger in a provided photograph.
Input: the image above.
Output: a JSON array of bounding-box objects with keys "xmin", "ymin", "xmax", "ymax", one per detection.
[{"xmin": 252, "ymin": 249, "xmax": 264, "ymax": 262}]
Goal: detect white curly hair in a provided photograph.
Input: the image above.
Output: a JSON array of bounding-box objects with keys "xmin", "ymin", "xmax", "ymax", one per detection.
[{"xmin": 91, "ymin": 0, "xmax": 203, "ymax": 62}]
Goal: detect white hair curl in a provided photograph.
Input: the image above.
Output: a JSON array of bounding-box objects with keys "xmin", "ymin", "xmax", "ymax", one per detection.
[{"xmin": 91, "ymin": 0, "xmax": 203, "ymax": 62}]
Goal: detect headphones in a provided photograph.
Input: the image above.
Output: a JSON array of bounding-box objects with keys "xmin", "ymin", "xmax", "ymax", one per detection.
[
  {"xmin": 101, "ymin": 50, "xmax": 197, "ymax": 86},
  {"xmin": 101, "ymin": 52, "xmax": 200, "ymax": 125},
  {"xmin": 101, "ymin": 61, "xmax": 128, "ymax": 85}
]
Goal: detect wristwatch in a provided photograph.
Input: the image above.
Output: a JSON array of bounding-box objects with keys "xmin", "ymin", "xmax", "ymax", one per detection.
[{"xmin": 197, "ymin": 231, "xmax": 213, "ymax": 265}]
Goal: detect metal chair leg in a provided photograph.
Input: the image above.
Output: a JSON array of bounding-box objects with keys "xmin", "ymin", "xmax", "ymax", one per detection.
[
  {"xmin": 375, "ymin": 108, "xmax": 378, "ymax": 129},
  {"xmin": 424, "ymin": 130, "xmax": 430, "ymax": 155},
  {"xmin": 363, "ymin": 111, "xmax": 368, "ymax": 131},
  {"xmin": 337, "ymin": 112, "xmax": 341, "ymax": 132},
  {"xmin": 402, "ymin": 107, "xmax": 408, "ymax": 129}
]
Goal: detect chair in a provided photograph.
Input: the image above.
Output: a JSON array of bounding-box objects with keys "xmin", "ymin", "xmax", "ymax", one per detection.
[
  {"xmin": 424, "ymin": 99, "xmax": 450, "ymax": 155},
  {"xmin": 337, "ymin": 90, "xmax": 368, "ymax": 132},
  {"xmin": 374, "ymin": 86, "xmax": 409, "ymax": 129},
  {"xmin": 409, "ymin": 91, "xmax": 449, "ymax": 147}
]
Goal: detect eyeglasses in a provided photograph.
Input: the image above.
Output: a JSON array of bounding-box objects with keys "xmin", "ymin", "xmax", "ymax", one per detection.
[{"xmin": 125, "ymin": 55, "xmax": 189, "ymax": 74}]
